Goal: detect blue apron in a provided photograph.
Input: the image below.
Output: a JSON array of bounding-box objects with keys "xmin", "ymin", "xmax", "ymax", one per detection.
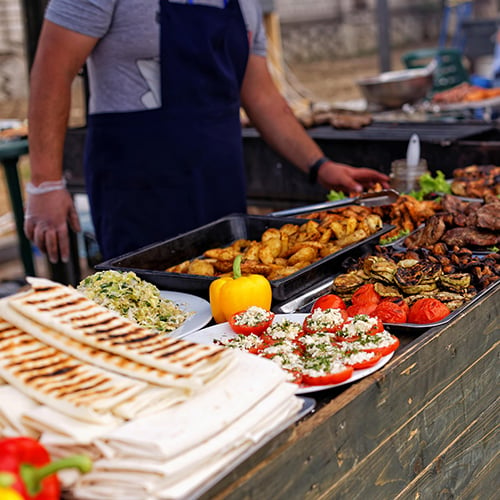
[{"xmin": 84, "ymin": 0, "xmax": 249, "ymax": 259}]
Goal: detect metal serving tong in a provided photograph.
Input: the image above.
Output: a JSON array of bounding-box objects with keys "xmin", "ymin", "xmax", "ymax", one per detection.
[{"xmin": 271, "ymin": 189, "xmax": 400, "ymax": 218}]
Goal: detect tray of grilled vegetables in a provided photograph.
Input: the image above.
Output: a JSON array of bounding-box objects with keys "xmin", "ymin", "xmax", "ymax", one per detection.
[{"xmin": 275, "ymin": 243, "xmax": 499, "ymax": 334}]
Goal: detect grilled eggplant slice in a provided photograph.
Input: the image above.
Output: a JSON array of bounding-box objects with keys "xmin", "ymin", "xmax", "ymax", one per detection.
[
  {"xmin": 332, "ymin": 270, "xmax": 367, "ymax": 295},
  {"xmin": 439, "ymin": 273, "xmax": 471, "ymax": 293},
  {"xmin": 373, "ymin": 282, "xmax": 402, "ymax": 298},
  {"xmin": 369, "ymin": 258, "xmax": 398, "ymax": 283}
]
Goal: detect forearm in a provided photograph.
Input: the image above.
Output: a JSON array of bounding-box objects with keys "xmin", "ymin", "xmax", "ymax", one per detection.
[
  {"xmin": 246, "ymin": 95, "xmax": 323, "ymax": 173},
  {"xmin": 240, "ymin": 55, "xmax": 390, "ymax": 193},
  {"xmin": 28, "ymin": 63, "xmax": 72, "ymax": 185},
  {"xmin": 27, "ymin": 20, "xmax": 97, "ymax": 185},
  {"xmin": 241, "ymin": 55, "xmax": 324, "ymax": 173}
]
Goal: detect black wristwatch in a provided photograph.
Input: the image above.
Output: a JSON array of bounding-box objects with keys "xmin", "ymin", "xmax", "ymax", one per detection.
[{"xmin": 308, "ymin": 156, "xmax": 331, "ymax": 184}]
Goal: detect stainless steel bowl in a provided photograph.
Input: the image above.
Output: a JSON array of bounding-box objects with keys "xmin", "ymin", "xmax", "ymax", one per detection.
[{"xmin": 357, "ymin": 67, "xmax": 434, "ymax": 109}]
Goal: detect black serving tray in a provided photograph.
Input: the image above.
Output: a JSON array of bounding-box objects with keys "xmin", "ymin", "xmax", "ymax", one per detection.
[{"xmin": 96, "ymin": 213, "xmax": 393, "ymax": 302}]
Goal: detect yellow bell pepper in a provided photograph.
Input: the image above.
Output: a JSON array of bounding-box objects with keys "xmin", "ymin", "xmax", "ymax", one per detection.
[
  {"xmin": 0, "ymin": 473, "xmax": 23, "ymax": 500},
  {"xmin": 209, "ymin": 255, "xmax": 272, "ymax": 323}
]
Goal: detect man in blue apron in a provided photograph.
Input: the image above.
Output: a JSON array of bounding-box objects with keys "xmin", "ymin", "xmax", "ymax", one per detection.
[{"xmin": 25, "ymin": 0, "xmax": 389, "ymax": 262}]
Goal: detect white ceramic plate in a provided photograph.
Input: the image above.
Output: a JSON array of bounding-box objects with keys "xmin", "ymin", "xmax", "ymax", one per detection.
[
  {"xmin": 296, "ymin": 352, "xmax": 393, "ymax": 394},
  {"xmin": 159, "ymin": 290, "xmax": 212, "ymax": 338},
  {"xmin": 182, "ymin": 313, "xmax": 395, "ymax": 394}
]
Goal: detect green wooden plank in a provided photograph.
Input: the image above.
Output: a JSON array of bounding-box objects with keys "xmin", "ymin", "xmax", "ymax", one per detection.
[
  {"xmin": 213, "ymin": 340, "xmax": 497, "ymax": 500},
  {"xmin": 456, "ymin": 445, "xmax": 500, "ymax": 500},
  {"xmin": 321, "ymin": 342, "xmax": 498, "ymax": 499},
  {"xmin": 395, "ymin": 399, "xmax": 500, "ymax": 500}
]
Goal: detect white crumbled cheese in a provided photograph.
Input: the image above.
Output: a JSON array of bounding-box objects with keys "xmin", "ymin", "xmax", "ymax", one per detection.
[
  {"xmin": 266, "ymin": 319, "xmax": 303, "ymax": 339},
  {"xmin": 304, "ymin": 308, "xmax": 346, "ymax": 331},
  {"xmin": 217, "ymin": 313, "xmax": 397, "ymax": 386},
  {"xmin": 232, "ymin": 306, "xmax": 273, "ymax": 327},
  {"xmin": 339, "ymin": 330, "xmax": 396, "ymax": 351},
  {"xmin": 220, "ymin": 333, "xmax": 261, "ymax": 350},
  {"xmin": 263, "ymin": 339, "xmax": 297, "ymax": 356},
  {"xmin": 302, "ymin": 359, "xmax": 348, "ymax": 377},
  {"xmin": 343, "ymin": 350, "xmax": 378, "ymax": 365},
  {"xmin": 339, "ymin": 314, "xmax": 380, "ymax": 338},
  {"xmin": 266, "ymin": 350, "xmax": 303, "ymax": 371},
  {"xmin": 301, "ymin": 331, "xmax": 332, "ymax": 345}
]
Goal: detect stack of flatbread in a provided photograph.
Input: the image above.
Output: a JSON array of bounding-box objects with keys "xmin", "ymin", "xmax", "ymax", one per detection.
[{"xmin": 0, "ymin": 277, "xmax": 305, "ymax": 499}]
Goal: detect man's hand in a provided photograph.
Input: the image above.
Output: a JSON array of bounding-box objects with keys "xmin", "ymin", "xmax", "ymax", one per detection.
[
  {"xmin": 317, "ymin": 161, "xmax": 390, "ymax": 194},
  {"xmin": 24, "ymin": 189, "xmax": 81, "ymax": 264}
]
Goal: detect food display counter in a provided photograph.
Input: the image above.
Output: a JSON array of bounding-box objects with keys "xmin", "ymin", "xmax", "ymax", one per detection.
[
  {"xmin": 85, "ymin": 180, "xmax": 498, "ymax": 498},
  {"xmin": 1, "ymin": 270, "xmax": 498, "ymax": 498},
  {"xmin": 1, "ymin": 122, "xmax": 498, "ymax": 500},
  {"xmin": 202, "ymin": 284, "xmax": 498, "ymax": 499}
]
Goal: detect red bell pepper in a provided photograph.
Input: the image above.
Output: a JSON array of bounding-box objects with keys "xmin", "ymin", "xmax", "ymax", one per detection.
[{"xmin": 0, "ymin": 437, "xmax": 92, "ymax": 500}]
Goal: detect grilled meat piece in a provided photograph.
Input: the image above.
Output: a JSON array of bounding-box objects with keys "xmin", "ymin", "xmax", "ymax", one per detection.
[
  {"xmin": 476, "ymin": 202, "xmax": 500, "ymax": 231},
  {"xmin": 330, "ymin": 112, "xmax": 373, "ymax": 130},
  {"xmin": 441, "ymin": 227, "xmax": 499, "ymax": 248},
  {"xmin": 441, "ymin": 194, "xmax": 480, "ymax": 214},
  {"xmin": 451, "ymin": 165, "xmax": 500, "ymax": 199},
  {"xmin": 404, "ymin": 215, "xmax": 447, "ymax": 249}
]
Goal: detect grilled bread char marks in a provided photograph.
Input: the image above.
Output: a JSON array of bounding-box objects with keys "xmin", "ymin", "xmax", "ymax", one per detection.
[
  {"xmin": 9, "ymin": 278, "xmax": 231, "ymax": 375},
  {"xmin": 0, "ymin": 319, "xmax": 145, "ymax": 424},
  {"xmin": 0, "ymin": 301, "xmax": 202, "ymax": 391}
]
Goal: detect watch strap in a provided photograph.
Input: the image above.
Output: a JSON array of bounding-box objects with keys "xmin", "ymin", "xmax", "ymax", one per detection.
[{"xmin": 308, "ymin": 156, "xmax": 331, "ymax": 184}]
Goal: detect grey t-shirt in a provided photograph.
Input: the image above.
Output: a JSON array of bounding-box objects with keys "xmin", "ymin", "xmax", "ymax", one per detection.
[{"xmin": 45, "ymin": 0, "xmax": 267, "ymax": 114}]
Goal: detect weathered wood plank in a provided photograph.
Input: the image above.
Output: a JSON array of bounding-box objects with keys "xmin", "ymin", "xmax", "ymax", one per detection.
[
  {"xmin": 320, "ymin": 341, "xmax": 498, "ymax": 498},
  {"xmin": 457, "ymin": 439, "xmax": 500, "ymax": 500},
  {"xmin": 204, "ymin": 285, "xmax": 499, "ymax": 499},
  {"xmin": 394, "ymin": 398, "xmax": 499, "ymax": 500}
]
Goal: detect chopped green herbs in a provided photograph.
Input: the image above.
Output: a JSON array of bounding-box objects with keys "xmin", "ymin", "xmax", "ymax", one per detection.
[{"xmin": 77, "ymin": 270, "xmax": 191, "ymax": 334}]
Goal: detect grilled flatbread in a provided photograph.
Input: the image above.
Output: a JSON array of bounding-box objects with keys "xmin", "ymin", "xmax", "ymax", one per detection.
[
  {"xmin": 0, "ymin": 385, "xmax": 40, "ymax": 438},
  {"xmin": 102, "ymin": 350, "xmax": 291, "ymax": 461},
  {"xmin": 111, "ymin": 385, "xmax": 188, "ymax": 420},
  {"xmin": 0, "ymin": 300, "xmax": 206, "ymax": 392},
  {"xmin": 22, "ymin": 405, "xmax": 117, "ymax": 444},
  {"xmin": 3, "ymin": 277, "xmax": 232, "ymax": 377},
  {"xmin": 0, "ymin": 320, "xmax": 144, "ymax": 425}
]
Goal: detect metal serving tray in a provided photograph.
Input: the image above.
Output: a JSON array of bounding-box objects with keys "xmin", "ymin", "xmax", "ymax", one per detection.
[
  {"xmin": 382, "ymin": 278, "xmax": 500, "ymax": 335},
  {"xmin": 274, "ymin": 254, "xmax": 500, "ymax": 336},
  {"xmin": 96, "ymin": 213, "xmax": 393, "ymax": 302}
]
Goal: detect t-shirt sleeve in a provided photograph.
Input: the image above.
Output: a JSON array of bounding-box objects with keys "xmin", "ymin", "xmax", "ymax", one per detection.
[
  {"xmin": 250, "ymin": 0, "xmax": 267, "ymax": 57},
  {"xmin": 45, "ymin": 0, "xmax": 117, "ymax": 38}
]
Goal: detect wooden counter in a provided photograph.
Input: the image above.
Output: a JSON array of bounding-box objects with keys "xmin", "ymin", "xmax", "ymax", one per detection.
[{"xmin": 203, "ymin": 283, "xmax": 499, "ymax": 499}]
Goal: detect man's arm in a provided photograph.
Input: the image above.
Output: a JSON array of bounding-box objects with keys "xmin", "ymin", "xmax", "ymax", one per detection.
[
  {"xmin": 25, "ymin": 20, "xmax": 98, "ymax": 263},
  {"xmin": 240, "ymin": 54, "xmax": 389, "ymax": 193},
  {"xmin": 29, "ymin": 20, "xmax": 97, "ymax": 184}
]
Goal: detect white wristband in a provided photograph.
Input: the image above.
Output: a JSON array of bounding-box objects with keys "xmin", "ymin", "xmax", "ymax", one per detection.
[{"xmin": 26, "ymin": 178, "xmax": 67, "ymax": 195}]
